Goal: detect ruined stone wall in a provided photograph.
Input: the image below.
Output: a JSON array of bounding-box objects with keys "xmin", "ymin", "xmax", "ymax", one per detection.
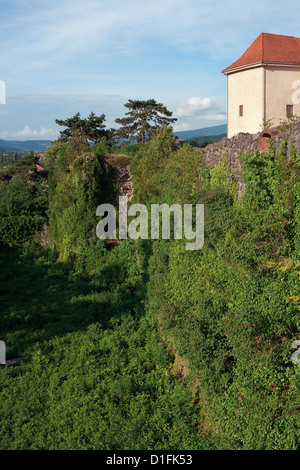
[
  {"xmin": 202, "ymin": 120, "xmax": 300, "ymax": 180},
  {"xmin": 271, "ymin": 121, "xmax": 300, "ymax": 154},
  {"xmin": 203, "ymin": 132, "xmax": 259, "ymax": 180},
  {"xmin": 104, "ymin": 154, "xmax": 133, "ymax": 201}
]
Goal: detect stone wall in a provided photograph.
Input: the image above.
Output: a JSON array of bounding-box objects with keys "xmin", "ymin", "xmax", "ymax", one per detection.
[
  {"xmin": 104, "ymin": 154, "xmax": 133, "ymax": 201},
  {"xmin": 203, "ymin": 132, "xmax": 259, "ymax": 180},
  {"xmin": 202, "ymin": 120, "xmax": 300, "ymax": 181},
  {"xmin": 271, "ymin": 121, "xmax": 300, "ymax": 154}
]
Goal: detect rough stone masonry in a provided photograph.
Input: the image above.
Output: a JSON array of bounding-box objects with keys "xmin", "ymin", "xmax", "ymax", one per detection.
[{"xmin": 202, "ymin": 120, "xmax": 300, "ymax": 181}]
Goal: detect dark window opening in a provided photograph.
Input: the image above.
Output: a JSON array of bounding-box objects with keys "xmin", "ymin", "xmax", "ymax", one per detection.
[
  {"xmin": 286, "ymin": 104, "xmax": 293, "ymax": 117},
  {"xmin": 239, "ymin": 105, "xmax": 243, "ymax": 117}
]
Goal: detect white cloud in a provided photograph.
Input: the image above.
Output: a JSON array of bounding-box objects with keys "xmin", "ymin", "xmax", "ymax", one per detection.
[
  {"xmin": 0, "ymin": 125, "xmax": 57, "ymax": 140},
  {"xmin": 13, "ymin": 125, "xmax": 54, "ymax": 138},
  {"xmin": 176, "ymin": 97, "xmax": 212, "ymax": 117},
  {"xmin": 0, "ymin": 92, "xmax": 129, "ymax": 139},
  {"xmin": 173, "ymin": 96, "xmax": 227, "ymax": 131},
  {"xmin": 202, "ymin": 113, "xmax": 227, "ymax": 122},
  {"xmin": 0, "ymin": 131, "xmax": 9, "ymax": 139},
  {"xmin": 1, "ymin": 0, "xmax": 297, "ymax": 136},
  {"xmin": 173, "ymin": 122, "xmax": 190, "ymax": 132},
  {"xmin": 1, "ymin": 0, "xmax": 299, "ymax": 71},
  {"xmin": 13, "ymin": 126, "xmax": 49, "ymax": 137}
]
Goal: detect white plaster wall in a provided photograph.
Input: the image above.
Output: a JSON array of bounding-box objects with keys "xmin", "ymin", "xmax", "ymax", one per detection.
[
  {"xmin": 227, "ymin": 67, "xmax": 264, "ymax": 138},
  {"xmin": 265, "ymin": 65, "xmax": 300, "ymax": 127}
]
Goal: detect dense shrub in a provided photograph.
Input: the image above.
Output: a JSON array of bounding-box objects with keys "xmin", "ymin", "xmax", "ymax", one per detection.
[
  {"xmin": 0, "ymin": 153, "xmax": 48, "ymax": 247},
  {"xmin": 1, "ymin": 128, "xmax": 299, "ymax": 450},
  {"xmin": 132, "ymin": 127, "xmax": 300, "ymax": 449},
  {"xmin": 0, "ymin": 243, "xmax": 214, "ymax": 450},
  {"xmin": 47, "ymin": 138, "xmax": 118, "ymax": 260}
]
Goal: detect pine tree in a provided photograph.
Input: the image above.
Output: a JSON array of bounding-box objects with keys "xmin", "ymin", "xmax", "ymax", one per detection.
[
  {"xmin": 56, "ymin": 112, "xmax": 107, "ymax": 144},
  {"xmin": 115, "ymin": 99, "xmax": 177, "ymax": 143}
]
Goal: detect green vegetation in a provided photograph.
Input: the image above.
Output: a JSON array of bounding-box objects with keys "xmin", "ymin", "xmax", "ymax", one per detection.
[
  {"xmin": 115, "ymin": 99, "xmax": 177, "ymax": 143},
  {"xmin": 55, "ymin": 112, "xmax": 111, "ymax": 145},
  {"xmin": 0, "ymin": 152, "xmax": 48, "ymax": 247},
  {"xmin": 131, "ymin": 128, "xmax": 300, "ymax": 449},
  {"xmin": 278, "ymin": 115, "xmax": 300, "ymax": 134},
  {"xmin": 0, "ymin": 242, "xmax": 213, "ymax": 450},
  {"xmin": 46, "ymin": 136, "xmax": 118, "ymax": 260},
  {"xmin": 0, "ymin": 123, "xmax": 299, "ymax": 450},
  {"xmin": 114, "ymin": 142, "xmax": 144, "ymax": 158},
  {"xmin": 0, "ymin": 151, "xmax": 24, "ymax": 167}
]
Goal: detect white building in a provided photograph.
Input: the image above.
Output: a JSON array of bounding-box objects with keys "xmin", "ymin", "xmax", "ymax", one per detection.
[{"xmin": 222, "ymin": 33, "xmax": 300, "ymax": 138}]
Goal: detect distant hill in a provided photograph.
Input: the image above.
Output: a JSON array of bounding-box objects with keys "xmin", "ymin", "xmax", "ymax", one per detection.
[
  {"xmin": 184, "ymin": 134, "xmax": 226, "ymax": 146},
  {"xmin": 0, "ymin": 124, "xmax": 228, "ymax": 153},
  {"xmin": 174, "ymin": 124, "xmax": 227, "ymax": 141},
  {"xmin": 0, "ymin": 139, "xmax": 52, "ymax": 153}
]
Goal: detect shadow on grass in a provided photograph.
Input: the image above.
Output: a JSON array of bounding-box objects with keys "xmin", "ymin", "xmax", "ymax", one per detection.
[{"xmin": 0, "ymin": 243, "xmax": 147, "ymax": 361}]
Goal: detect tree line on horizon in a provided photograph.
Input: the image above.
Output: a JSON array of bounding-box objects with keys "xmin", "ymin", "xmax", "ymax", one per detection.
[{"xmin": 55, "ymin": 99, "xmax": 177, "ymax": 146}]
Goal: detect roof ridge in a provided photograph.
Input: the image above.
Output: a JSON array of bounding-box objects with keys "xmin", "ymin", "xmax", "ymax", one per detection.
[{"xmin": 222, "ymin": 32, "xmax": 300, "ymax": 74}]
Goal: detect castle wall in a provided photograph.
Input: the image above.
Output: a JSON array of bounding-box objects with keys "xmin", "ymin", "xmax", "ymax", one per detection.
[
  {"xmin": 227, "ymin": 67, "xmax": 264, "ymax": 138},
  {"xmin": 265, "ymin": 65, "xmax": 300, "ymax": 128},
  {"xmin": 203, "ymin": 121, "xmax": 300, "ymax": 180}
]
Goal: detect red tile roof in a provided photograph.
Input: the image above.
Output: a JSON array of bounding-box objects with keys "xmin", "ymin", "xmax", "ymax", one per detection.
[
  {"xmin": 35, "ymin": 164, "xmax": 44, "ymax": 171},
  {"xmin": 222, "ymin": 33, "xmax": 300, "ymax": 74}
]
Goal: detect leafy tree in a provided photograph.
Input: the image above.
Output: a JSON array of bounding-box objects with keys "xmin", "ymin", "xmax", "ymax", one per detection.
[
  {"xmin": 0, "ymin": 153, "xmax": 48, "ymax": 246},
  {"xmin": 55, "ymin": 112, "xmax": 108, "ymax": 145},
  {"xmin": 115, "ymin": 99, "xmax": 177, "ymax": 143}
]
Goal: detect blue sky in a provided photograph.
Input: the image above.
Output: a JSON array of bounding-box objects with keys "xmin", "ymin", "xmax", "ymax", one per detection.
[{"xmin": 0, "ymin": 0, "xmax": 300, "ymax": 140}]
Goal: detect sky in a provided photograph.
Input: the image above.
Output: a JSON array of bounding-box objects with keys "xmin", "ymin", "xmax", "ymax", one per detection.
[{"xmin": 0, "ymin": 0, "xmax": 300, "ymax": 141}]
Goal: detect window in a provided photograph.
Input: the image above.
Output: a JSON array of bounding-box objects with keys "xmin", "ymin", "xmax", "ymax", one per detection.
[
  {"xmin": 239, "ymin": 105, "xmax": 243, "ymax": 117},
  {"xmin": 286, "ymin": 104, "xmax": 293, "ymax": 117}
]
